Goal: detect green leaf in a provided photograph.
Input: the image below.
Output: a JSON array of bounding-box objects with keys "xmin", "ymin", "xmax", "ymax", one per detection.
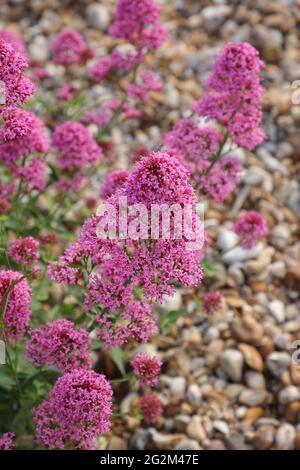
[
  {"xmin": 160, "ymin": 309, "xmax": 184, "ymax": 334},
  {"xmin": 201, "ymin": 259, "xmax": 216, "ymax": 277},
  {"xmin": 109, "ymin": 348, "xmax": 126, "ymax": 377}
]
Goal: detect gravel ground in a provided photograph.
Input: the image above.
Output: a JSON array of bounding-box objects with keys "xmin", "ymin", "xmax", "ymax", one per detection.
[{"xmin": 1, "ymin": 0, "xmax": 300, "ymax": 450}]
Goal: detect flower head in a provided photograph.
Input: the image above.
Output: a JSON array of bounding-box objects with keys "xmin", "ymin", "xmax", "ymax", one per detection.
[
  {"xmin": 233, "ymin": 211, "xmax": 268, "ymax": 249},
  {"xmin": 199, "ymin": 156, "xmax": 243, "ymax": 203},
  {"xmin": 0, "ymin": 432, "xmax": 15, "ymax": 450},
  {"xmin": 9, "ymin": 236, "xmax": 40, "ymax": 266},
  {"xmin": 139, "ymin": 394, "xmax": 162, "ymax": 424},
  {"xmin": 0, "ymin": 39, "xmax": 35, "ymax": 106},
  {"xmin": 109, "ymin": 0, "xmax": 160, "ymax": 39},
  {"xmin": 0, "ymin": 29, "xmax": 26, "ymax": 57},
  {"xmin": 25, "ymin": 320, "xmax": 92, "ymax": 373},
  {"xmin": 125, "ymin": 69, "xmax": 162, "ymax": 101},
  {"xmin": 0, "ymin": 108, "xmax": 35, "ymax": 142},
  {"xmin": 52, "ymin": 121, "xmax": 102, "ymax": 170},
  {"xmin": 203, "ymin": 290, "xmax": 223, "ymax": 314},
  {"xmin": 33, "ymin": 369, "xmax": 113, "ymax": 449},
  {"xmin": 164, "ymin": 119, "xmax": 223, "ymax": 172},
  {"xmin": 51, "ymin": 31, "xmax": 92, "ymax": 66},
  {"xmin": 193, "ymin": 42, "xmax": 265, "ymax": 151},
  {"xmin": 0, "ymin": 270, "xmax": 32, "ymax": 340},
  {"xmin": 57, "ymin": 83, "xmax": 77, "ymax": 101},
  {"xmin": 0, "ymin": 112, "xmax": 50, "ymax": 166},
  {"xmin": 99, "ymin": 169, "xmax": 129, "ymax": 200},
  {"xmin": 89, "ymin": 56, "xmax": 114, "ymax": 81},
  {"xmin": 131, "ymin": 353, "xmax": 162, "ymax": 386}
]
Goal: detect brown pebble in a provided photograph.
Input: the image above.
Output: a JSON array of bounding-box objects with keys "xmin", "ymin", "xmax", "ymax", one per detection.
[
  {"xmin": 258, "ymin": 336, "xmax": 275, "ymax": 359},
  {"xmin": 232, "ymin": 312, "xmax": 264, "ymax": 344},
  {"xmin": 286, "ymin": 402, "xmax": 300, "ymax": 424},
  {"xmin": 207, "ymin": 439, "xmax": 226, "ymax": 450},
  {"xmin": 238, "ymin": 343, "xmax": 264, "ymax": 372},
  {"xmin": 253, "ymin": 424, "xmax": 275, "ymax": 450},
  {"xmin": 290, "ymin": 365, "xmax": 300, "ymax": 386},
  {"xmin": 243, "ymin": 407, "xmax": 264, "ymax": 424},
  {"xmin": 295, "ymin": 433, "xmax": 300, "ymax": 450}
]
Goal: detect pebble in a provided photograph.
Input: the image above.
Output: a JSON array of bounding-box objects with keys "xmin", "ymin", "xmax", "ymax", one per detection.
[
  {"xmin": 286, "ymin": 402, "xmax": 300, "ymax": 423},
  {"xmin": 239, "ymin": 389, "xmax": 268, "ymax": 406},
  {"xmin": 175, "ymin": 439, "xmax": 202, "ymax": 451},
  {"xmin": 268, "ymin": 261, "xmax": 286, "ymax": 279},
  {"xmin": 213, "ymin": 420, "xmax": 230, "ymax": 436},
  {"xmin": 121, "ymin": 392, "xmax": 138, "ymax": 414},
  {"xmin": 231, "ymin": 312, "xmax": 264, "ymax": 344},
  {"xmin": 243, "ymin": 166, "xmax": 265, "ymax": 185},
  {"xmin": 86, "ymin": 4, "xmax": 110, "ymax": 30},
  {"xmin": 288, "ymin": 190, "xmax": 300, "ymax": 220},
  {"xmin": 245, "ymin": 371, "xmax": 266, "ymax": 390},
  {"xmin": 201, "ymin": 5, "xmax": 232, "ymax": 33},
  {"xmin": 219, "ymin": 349, "xmax": 244, "ymax": 382},
  {"xmin": 160, "ymin": 291, "xmax": 182, "ymax": 312},
  {"xmin": 28, "ymin": 35, "xmax": 49, "ymax": 61},
  {"xmin": 276, "ymin": 142, "xmax": 294, "ymax": 159},
  {"xmin": 170, "ymin": 377, "xmax": 186, "ymax": 396},
  {"xmin": 222, "ymin": 243, "xmax": 263, "ymax": 264},
  {"xmin": 217, "ymin": 230, "xmax": 238, "ymax": 251},
  {"xmin": 164, "ymin": 84, "xmax": 180, "ymax": 108},
  {"xmin": 266, "ymin": 352, "xmax": 291, "ymax": 377},
  {"xmin": 129, "ymin": 430, "xmax": 150, "ymax": 450},
  {"xmin": 268, "ymin": 299, "xmax": 286, "ymax": 323},
  {"xmin": 238, "ymin": 343, "xmax": 264, "ymax": 372},
  {"xmin": 228, "ymin": 265, "xmax": 245, "ymax": 285},
  {"xmin": 243, "ymin": 407, "xmax": 264, "ymax": 424},
  {"xmin": 204, "ymin": 326, "xmax": 219, "ymax": 343},
  {"xmin": 186, "ymin": 384, "xmax": 202, "ymax": 406},
  {"xmin": 207, "ymin": 440, "xmax": 226, "ymax": 450},
  {"xmin": 275, "ymin": 423, "xmax": 296, "ymax": 450},
  {"xmin": 108, "ymin": 436, "xmax": 127, "ymax": 450},
  {"xmin": 270, "ymin": 225, "xmax": 290, "ymax": 250},
  {"xmin": 278, "ymin": 386, "xmax": 300, "ymax": 405},
  {"xmin": 174, "ymin": 415, "xmax": 190, "ymax": 433},
  {"xmin": 225, "ymin": 432, "xmax": 248, "ymax": 450},
  {"xmin": 252, "ymin": 425, "xmax": 275, "ymax": 450},
  {"xmin": 186, "ymin": 416, "xmax": 206, "ymax": 442},
  {"xmin": 290, "ymin": 365, "xmax": 300, "ymax": 386}
]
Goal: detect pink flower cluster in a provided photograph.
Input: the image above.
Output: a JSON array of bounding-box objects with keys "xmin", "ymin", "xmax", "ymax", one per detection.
[
  {"xmin": 0, "ymin": 29, "xmax": 27, "ymax": 57},
  {"xmin": 0, "ymin": 39, "xmax": 35, "ymax": 107},
  {"xmin": 0, "ymin": 270, "xmax": 32, "ymax": 340},
  {"xmin": 164, "ymin": 118, "xmax": 224, "ymax": 173},
  {"xmin": 131, "ymin": 353, "xmax": 162, "ymax": 387},
  {"xmin": 57, "ymin": 83, "xmax": 77, "ymax": 101},
  {"xmin": 9, "ymin": 236, "xmax": 40, "ymax": 266},
  {"xmin": 125, "ymin": 69, "xmax": 162, "ymax": 101},
  {"xmin": 139, "ymin": 394, "xmax": 162, "ymax": 424},
  {"xmin": 203, "ymin": 290, "xmax": 223, "ymax": 314},
  {"xmin": 109, "ymin": 0, "xmax": 167, "ymax": 50},
  {"xmin": 0, "ymin": 111, "xmax": 50, "ymax": 191},
  {"xmin": 193, "ymin": 42, "xmax": 265, "ymax": 151},
  {"xmin": 51, "ymin": 30, "xmax": 94, "ymax": 66},
  {"xmin": 33, "ymin": 369, "xmax": 112, "ymax": 449},
  {"xmin": 233, "ymin": 211, "xmax": 268, "ymax": 249},
  {"xmin": 48, "ymin": 151, "xmax": 205, "ymax": 348},
  {"xmin": 199, "ymin": 156, "xmax": 243, "ymax": 203},
  {"xmin": 25, "ymin": 319, "xmax": 92, "ymax": 373},
  {"xmin": 0, "ymin": 108, "xmax": 35, "ymax": 142},
  {"xmin": 99, "ymin": 169, "xmax": 129, "ymax": 200},
  {"xmin": 52, "ymin": 121, "xmax": 102, "ymax": 171},
  {"xmin": 0, "ymin": 432, "xmax": 15, "ymax": 450},
  {"xmin": 89, "ymin": 47, "xmax": 143, "ymax": 82}
]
